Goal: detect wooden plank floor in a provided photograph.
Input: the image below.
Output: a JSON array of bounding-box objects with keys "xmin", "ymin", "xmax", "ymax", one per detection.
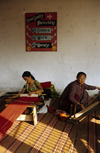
[{"xmin": 0, "ymin": 95, "xmax": 100, "ymax": 153}]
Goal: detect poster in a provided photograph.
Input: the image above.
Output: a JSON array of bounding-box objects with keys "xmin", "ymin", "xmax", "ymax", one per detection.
[{"xmin": 25, "ymin": 12, "xmax": 57, "ymax": 52}]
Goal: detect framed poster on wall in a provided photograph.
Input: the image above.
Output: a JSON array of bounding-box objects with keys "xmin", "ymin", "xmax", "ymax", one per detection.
[{"xmin": 25, "ymin": 12, "xmax": 57, "ymax": 52}]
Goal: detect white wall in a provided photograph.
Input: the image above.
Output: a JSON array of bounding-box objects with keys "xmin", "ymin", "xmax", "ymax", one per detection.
[{"xmin": 0, "ymin": 0, "xmax": 100, "ymax": 95}]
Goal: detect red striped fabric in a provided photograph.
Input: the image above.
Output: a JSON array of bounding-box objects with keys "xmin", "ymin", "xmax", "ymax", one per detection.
[{"xmin": 0, "ymin": 97, "xmax": 40, "ymax": 140}]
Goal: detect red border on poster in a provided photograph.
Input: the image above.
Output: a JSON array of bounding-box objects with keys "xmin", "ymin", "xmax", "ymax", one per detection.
[{"xmin": 25, "ymin": 12, "xmax": 57, "ymax": 52}]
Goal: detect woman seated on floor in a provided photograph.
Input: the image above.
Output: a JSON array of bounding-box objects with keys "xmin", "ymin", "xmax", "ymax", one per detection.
[
  {"xmin": 10, "ymin": 71, "xmax": 44, "ymax": 114},
  {"xmin": 59, "ymin": 72, "xmax": 100, "ymax": 113}
]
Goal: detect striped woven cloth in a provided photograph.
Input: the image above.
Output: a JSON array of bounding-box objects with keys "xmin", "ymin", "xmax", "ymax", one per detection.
[{"xmin": 0, "ymin": 97, "xmax": 40, "ymax": 140}]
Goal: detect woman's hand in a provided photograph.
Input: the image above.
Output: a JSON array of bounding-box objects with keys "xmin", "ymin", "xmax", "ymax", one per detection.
[
  {"xmin": 78, "ymin": 102, "xmax": 85, "ymax": 109},
  {"xmin": 28, "ymin": 92, "xmax": 32, "ymax": 96},
  {"xmin": 80, "ymin": 104, "xmax": 85, "ymax": 109},
  {"xmin": 28, "ymin": 91, "xmax": 37, "ymax": 96}
]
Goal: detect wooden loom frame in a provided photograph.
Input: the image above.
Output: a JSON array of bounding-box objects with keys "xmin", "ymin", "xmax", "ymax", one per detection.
[
  {"xmin": 5, "ymin": 97, "xmax": 51, "ymax": 126},
  {"xmin": 17, "ymin": 104, "xmax": 37, "ymax": 125},
  {"xmin": 1, "ymin": 81, "xmax": 52, "ymax": 125},
  {"xmin": 67, "ymin": 92, "xmax": 100, "ymax": 124}
]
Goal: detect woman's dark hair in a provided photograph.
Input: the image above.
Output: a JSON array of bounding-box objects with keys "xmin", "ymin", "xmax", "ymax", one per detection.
[
  {"xmin": 22, "ymin": 71, "xmax": 35, "ymax": 80},
  {"xmin": 76, "ymin": 72, "xmax": 87, "ymax": 79}
]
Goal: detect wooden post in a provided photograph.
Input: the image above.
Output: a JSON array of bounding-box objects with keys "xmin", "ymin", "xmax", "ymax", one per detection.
[
  {"xmin": 33, "ymin": 105, "xmax": 37, "ymax": 126},
  {"xmin": 74, "ymin": 104, "xmax": 76, "ymax": 118}
]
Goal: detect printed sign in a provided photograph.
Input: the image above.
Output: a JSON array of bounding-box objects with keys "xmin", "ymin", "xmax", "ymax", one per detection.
[{"xmin": 25, "ymin": 12, "xmax": 57, "ymax": 52}]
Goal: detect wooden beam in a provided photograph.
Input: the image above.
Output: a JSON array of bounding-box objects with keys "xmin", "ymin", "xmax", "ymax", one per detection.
[
  {"xmin": 20, "ymin": 94, "xmax": 38, "ymax": 97},
  {"xmin": 17, "ymin": 114, "xmax": 33, "ymax": 121}
]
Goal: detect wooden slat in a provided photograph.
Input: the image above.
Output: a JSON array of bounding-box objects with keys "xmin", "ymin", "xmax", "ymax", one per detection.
[
  {"xmin": 5, "ymin": 102, "xmax": 43, "ymax": 107},
  {"xmin": 17, "ymin": 114, "xmax": 33, "ymax": 121},
  {"xmin": 20, "ymin": 94, "xmax": 38, "ymax": 97}
]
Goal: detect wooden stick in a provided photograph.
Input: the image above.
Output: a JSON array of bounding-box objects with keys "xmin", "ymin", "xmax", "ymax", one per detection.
[
  {"xmin": 5, "ymin": 101, "xmax": 43, "ymax": 107},
  {"xmin": 20, "ymin": 93, "xmax": 46, "ymax": 97},
  {"xmin": 20, "ymin": 94, "xmax": 38, "ymax": 97}
]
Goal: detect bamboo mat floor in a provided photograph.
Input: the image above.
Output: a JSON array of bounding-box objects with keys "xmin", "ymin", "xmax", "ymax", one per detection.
[{"xmin": 0, "ymin": 98, "xmax": 100, "ymax": 153}]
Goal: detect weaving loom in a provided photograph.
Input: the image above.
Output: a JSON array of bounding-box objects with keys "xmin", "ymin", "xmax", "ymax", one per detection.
[
  {"xmin": 67, "ymin": 92, "xmax": 100, "ymax": 124},
  {"xmin": 0, "ymin": 96, "xmax": 41, "ymax": 140},
  {"xmin": 0, "ymin": 81, "xmax": 51, "ymax": 140}
]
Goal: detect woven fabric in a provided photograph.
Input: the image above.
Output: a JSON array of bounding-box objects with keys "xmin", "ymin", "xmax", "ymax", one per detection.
[{"xmin": 0, "ymin": 97, "xmax": 40, "ymax": 140}]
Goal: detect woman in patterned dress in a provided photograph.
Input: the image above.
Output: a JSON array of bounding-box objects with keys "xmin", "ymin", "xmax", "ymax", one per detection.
[
  {"xmin": 21, "ymin": 71, "xmax": 43, "ymax": 95},
  {"xmin": 10, "ymin": 71, "xmax": 44, "ymax": 114},
  {"xmin": 59, "ymin": 72, "xmax": 100, "ymax": 113}
]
